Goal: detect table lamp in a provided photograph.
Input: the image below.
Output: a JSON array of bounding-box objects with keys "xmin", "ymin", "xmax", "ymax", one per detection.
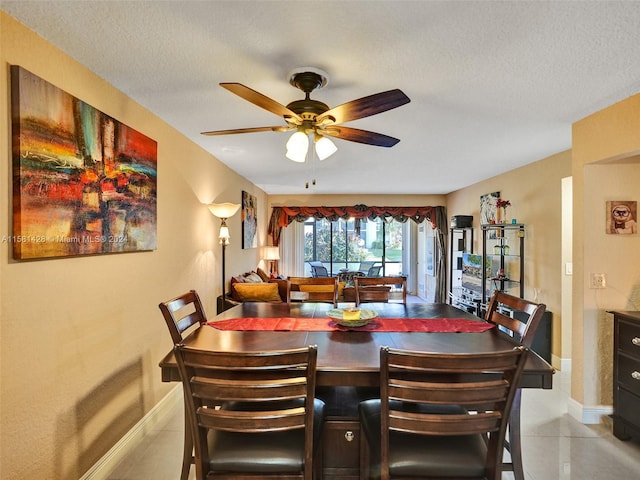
[
  {"xmin": 263, "ymin": 246, "xmax": 280, "ymax": 275},
  {"xmin": 208, "ymin": 202, "xmax": 241, "ymax": 309}
]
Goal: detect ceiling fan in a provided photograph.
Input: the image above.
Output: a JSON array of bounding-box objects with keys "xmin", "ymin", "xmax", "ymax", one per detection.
[{"xmin": 201, "ymin": 67, "xmax": 410, "ymax": 162}]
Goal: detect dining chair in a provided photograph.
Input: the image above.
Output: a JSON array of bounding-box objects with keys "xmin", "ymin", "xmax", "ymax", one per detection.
[
  {"xmin": 174, "ymin": 344, "xmax": 326, "ymax": 480},
  {"xmin": 359, "ymin": 345, "xmax": 529, "ymax": 480},
  {"xmin": 288, "ymin": 276, "xmax": 338, "ymax": 307},
  {"xmin": 159, "ymin": 289, "xmax": 208, "ymax": 344},
  {"xmin": 484, "ymin": 291, "xmax": 547, "ymax": 480},
  {"xmin": 158, "ymin": 290, "xmax": 209, "ymax": 480},
  {"xmin": 354, "ymin": 275, "xmax": 407, "ymax": 306}
]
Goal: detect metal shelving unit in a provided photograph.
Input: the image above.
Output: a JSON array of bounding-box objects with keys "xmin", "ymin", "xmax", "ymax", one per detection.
[{"xmin": 481, "ymin": 223, "xmax": 525, "ymax": 305}]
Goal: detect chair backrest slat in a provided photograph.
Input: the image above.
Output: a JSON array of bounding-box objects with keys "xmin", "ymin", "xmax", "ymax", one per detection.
[
  {"xmin": 159, "ymin": 290, "xmax": 207, "ymax": 344},
  {"xmin": 288, "ymin": 276, "xmax": 338, "ymax": 306},
  {"xmin": 354, "ymin": 276, "xmax": 407, "ymax": 305},
  {"xmin": 484, "ymin": 291, "xmax": 546, "ymax": 346}
]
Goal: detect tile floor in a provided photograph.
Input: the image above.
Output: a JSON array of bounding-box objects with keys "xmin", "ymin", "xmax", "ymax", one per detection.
[{"xmin": 108, "ymin": 368, "xmax": 640, "ymax": 479}]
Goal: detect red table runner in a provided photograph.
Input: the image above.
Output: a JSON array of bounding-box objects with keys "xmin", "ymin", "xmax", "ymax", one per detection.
[{"xmin": 208, "ymin": 317, "xmax": 495, "ymax": 333}]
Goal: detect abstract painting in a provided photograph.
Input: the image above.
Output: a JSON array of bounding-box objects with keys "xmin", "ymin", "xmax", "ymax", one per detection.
[
  {"xmin": 241, "ymin": 191, "xmax": 257, "ymax": 249},
  {"xmin": 10, "ymin": 66, "xmax": 157, "ymax": 259}
]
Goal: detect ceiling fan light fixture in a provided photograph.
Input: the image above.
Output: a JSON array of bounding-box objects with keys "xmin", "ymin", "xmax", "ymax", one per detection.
[
  {"xmin": 285, "ymin": 130, "xmax": 309, "ymax": 162},
  {"xmin": 315, "ymin": 135, "xmax": 337, "ymax": 160}
]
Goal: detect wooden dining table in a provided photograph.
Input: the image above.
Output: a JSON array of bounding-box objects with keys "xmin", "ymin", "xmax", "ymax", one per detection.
[
  {"xmin": 159, "ymin": 301, "xmax": 553, "ymax": 480},
  {"xmin": 160, "ymin": 301, "xmax": 553, "ymax": 386}
]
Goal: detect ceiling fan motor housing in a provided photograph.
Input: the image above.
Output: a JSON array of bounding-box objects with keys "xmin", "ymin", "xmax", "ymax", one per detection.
[{"xmin": 287, "ymin": 71, "xmax": 330, "ymax": 117}]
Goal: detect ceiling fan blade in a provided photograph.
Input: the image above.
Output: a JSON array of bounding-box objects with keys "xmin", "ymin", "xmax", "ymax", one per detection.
[
  {"xmin": 321, "ymin": 126, "xmax": 401, "ymax": 147},
  {"xmin": 220, "ymin": 83, "xmax": 302, "ymax": 122},
  {"xmin": 316, "ymin": 89, "xmax": 410, "ymax": 125},
  {"xmin": 201, "ymin": 126, "xmax": 291, "ymax": 136}
]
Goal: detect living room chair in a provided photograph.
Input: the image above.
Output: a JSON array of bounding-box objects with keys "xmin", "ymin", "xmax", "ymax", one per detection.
[
  {"xmin": 308, "ymin": 261, "xmax": 329, "ymax": 277},
  {"xmin": 366, "ymin": 265, "xmax": 382, "ymax": 277},
  {"xmin": 158, "ymin": 290, "xmax": 209, "ymax": 480},
  {"xmin": 354, "ymin": 276, "xmax": 407, "ymax": 306},
  {"xmin": 484, "ymin": 291, "xmax": 547, "ymax": 480},
  {"xmin": 174, "ymin": 344, "xmax": 326, "ymax": 480},
  {"xmin": 288, "ymin": 276, "xmax": 338, "ymax": 307},
  {"xmin": 359, "ymin": 345, "xmax": 529, "ymax": 480},
  {"xmin": 357, "ymin": 261, "xmax": 376, "ymax": 275}
]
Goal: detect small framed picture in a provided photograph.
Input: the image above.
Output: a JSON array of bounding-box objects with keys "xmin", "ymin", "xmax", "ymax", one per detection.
[
  {"xmin": 606, "ymin": 200, "xmax": 637, "ymax": 234},
  {"xmin": 480, "ymin": 192, "xmax": 499, "ymax": 225},
  {"xmin": 426, "ymin": 236, "xmax": 435, "ymax": 276}
]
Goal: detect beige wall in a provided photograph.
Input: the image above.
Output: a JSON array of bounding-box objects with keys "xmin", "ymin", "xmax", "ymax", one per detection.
[
  {"xmin": 268, "ymin": 194, "xmax": 447, "ymax": 211},
  {"xmin": 572, "ymin": 94, "xmax": 640, "ymax": 410},
  {"xmin": 446, "ymin": 151, "xmax": 573, "ymax": 367},
  {"xmin": 0, "ymin": 13, "xmax": 267, "ymax": 479}
]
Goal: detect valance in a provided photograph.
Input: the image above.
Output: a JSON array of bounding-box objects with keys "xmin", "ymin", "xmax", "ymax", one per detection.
[{"xmin": 268, "ymin": 204, "xmax": 447, "ymax": 246}]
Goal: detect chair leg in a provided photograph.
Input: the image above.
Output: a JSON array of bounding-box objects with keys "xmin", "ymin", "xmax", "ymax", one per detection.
[
  {"xmin": 359, "ymin": 429, "xmax": 369, "ymax": 480},
  {"xmin": 504, "ymin": 388, "xmax": 524, "ymax": 480},
  {"xmin": 181, "ymin": 391, "xmax": 194, "ymax": 480}
]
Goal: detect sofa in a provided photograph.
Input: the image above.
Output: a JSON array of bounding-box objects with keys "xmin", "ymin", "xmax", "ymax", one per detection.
[
  {"xmin": 223, "ymin": 268, "xmax": 289, "ymax": 308},
  {"xmin": 221, "ymin": 268, "xmax": 388, "ymax": 308}
]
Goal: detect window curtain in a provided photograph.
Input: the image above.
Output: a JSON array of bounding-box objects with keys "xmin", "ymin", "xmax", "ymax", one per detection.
[
  {"xmin": 279, "ymin": 221, "xmax": 305, "ymax": 277},
  {"xmin": 433, "ymin": 206, "xmax": 448, "ymax": 303},
  {"xmin": 268, "ymin": 204, "xmax": 448, "ymax": 302},
  {"xmin": 268, "ymin": 204, "xmax": 445, "ymax": 246}
]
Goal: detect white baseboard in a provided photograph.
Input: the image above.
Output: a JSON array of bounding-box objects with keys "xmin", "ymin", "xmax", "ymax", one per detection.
[
  {"xmin": 551, "ymin": 355, "xmax": 571, "ymax": 372},
  {"xmin": 567, "ymin": 396, "xmax": 613, "ymax": 425},
  {"xmin": 80, "ymin": 385, "xmax": 182, "ymax": 480}
]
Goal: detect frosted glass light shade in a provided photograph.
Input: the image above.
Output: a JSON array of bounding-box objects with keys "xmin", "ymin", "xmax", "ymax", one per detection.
[
  {"xmin": 315, "ymin": 136, "xmax": 337, "ymax": 160},
  {"xmin": 219, "ymin": 224, "xmax": 231, "ymax": 241},
  {"xmin": 286, "ymin": 131, "xmax": 309, "ymax": 162},
  {"xmin": 208, "ymin": 202, "xmax": 240, "ymax": 219}
]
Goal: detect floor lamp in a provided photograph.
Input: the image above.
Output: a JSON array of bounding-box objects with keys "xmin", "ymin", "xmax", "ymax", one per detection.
[{"xmin": 209, "ymin": 202, "xmax": 241, "ymax": 312}]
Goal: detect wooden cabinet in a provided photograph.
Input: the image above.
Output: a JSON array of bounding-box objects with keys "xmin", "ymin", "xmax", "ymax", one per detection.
[
  {"xmin": 611, "ymin": 311, "xmax": 640, "ymax": 441},
  {"xmin": 322, "ymin": 419, "xmax": 361, "ymax": 480}
]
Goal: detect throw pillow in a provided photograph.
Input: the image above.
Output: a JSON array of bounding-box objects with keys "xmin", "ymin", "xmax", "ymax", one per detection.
[
  {"xmin": 243, "ymin": 272, "xmax": 263, "ymax": 283},
  {"xmin": 256, "ymin": 267, "xmax": 270, "ymax": 282},
  {"xmin": 233, "ymin": 282, "xmax": 282, "ymax": 302}
]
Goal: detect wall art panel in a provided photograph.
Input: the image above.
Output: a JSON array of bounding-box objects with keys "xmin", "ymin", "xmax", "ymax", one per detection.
[{"xmin": 10, "ymin": 66, "xmax": 157, "ymax": 259}]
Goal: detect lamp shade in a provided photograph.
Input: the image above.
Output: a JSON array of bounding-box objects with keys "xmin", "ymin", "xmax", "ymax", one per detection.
[
  {"xmin": 208, "ymin": 202, "xmax": 240, "ymax": 219},
  {"xmin": 263, "ymin": 246, "xmax": 280, "ymax": 261},
  {"xmin": 285, "ymin": 131, "xmax": 309, "ymax": 162},
  {"xmin": 219, "ymin": 225, "xmax": 230, "ymax": 242},
  {"xmin": 315, "ymin": 136, "xmax": 337, "ymax": 160}
]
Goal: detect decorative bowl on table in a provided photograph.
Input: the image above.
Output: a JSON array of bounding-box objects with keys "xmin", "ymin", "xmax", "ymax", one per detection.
[{"xmin": 327, "ymin": 307, "xmax": 377, "ymax": 327}]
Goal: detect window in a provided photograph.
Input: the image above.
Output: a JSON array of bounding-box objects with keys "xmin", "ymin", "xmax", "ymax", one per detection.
[{"xmin": 304, "ymin": 217, "xmax": 405, "ymax": 276}]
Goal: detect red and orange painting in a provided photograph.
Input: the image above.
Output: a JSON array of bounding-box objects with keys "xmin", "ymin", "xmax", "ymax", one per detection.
[{"xmin": 10, "ymin": 66, "xmax": 157, "ymax": 259}]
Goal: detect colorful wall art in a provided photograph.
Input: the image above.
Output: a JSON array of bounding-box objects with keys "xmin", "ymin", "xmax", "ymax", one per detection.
[
  {"xmin": 242, "ymin": 191, "xmax": 257, "ymax": 249},
  {"xmin": 10, "ymin": 66, "xmax": 157, "ymax": 259}
]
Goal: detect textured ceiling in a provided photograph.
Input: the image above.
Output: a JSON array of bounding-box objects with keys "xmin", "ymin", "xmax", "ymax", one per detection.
[{"xmin": 3, "ymin": 1, "xmax": 640, "ymax": 195}]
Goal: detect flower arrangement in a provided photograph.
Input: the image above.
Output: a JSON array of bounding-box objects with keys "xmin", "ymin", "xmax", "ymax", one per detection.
[
  {"xmin": 496, "ymin": 198, "xmax": 511, "ymax": 223},
  {"xmin": 496, "ymin": 198, "xmax": 511, "ymax": 209}
]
